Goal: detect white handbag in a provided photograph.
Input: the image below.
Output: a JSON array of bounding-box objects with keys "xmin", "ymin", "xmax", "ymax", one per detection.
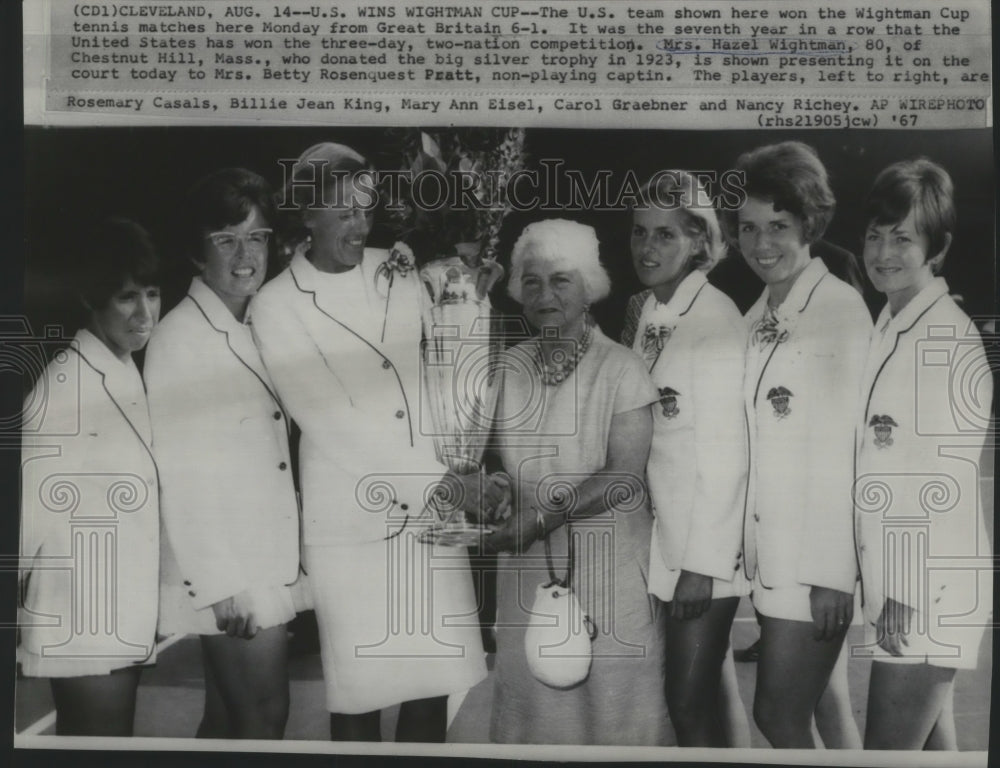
[{"xmin": 524, "ymin": 524, "xmax": 597, "ymax": 689}]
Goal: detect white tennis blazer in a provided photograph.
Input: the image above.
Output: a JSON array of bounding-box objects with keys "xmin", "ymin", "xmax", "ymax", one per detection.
[
  {"xmin": 854, "ymin": 277, "xmax": 993, "ymax": 630},
  {"xmin": 20, "ymin": 329, "xmax": 159, "ymax": 663},
  {"xmin": 742, "ymin": 257, "xmax": 873, "ymax": 594},
  {"xmin": 144, "ymin": 277, "xmax": 300, "ymax": 611},
  {"xmin": 249, "ymin": 249, "xmax": 446, "ymax": 546},
  {"xmin": 634, "ymin": 270, "xmax": 749, "ymax": 583}
]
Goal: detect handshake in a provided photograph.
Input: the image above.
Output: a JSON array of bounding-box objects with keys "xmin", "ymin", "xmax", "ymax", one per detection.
[
  {"xmin": 432, "ymin": 470, "xmax": 552, "ymax": 554},
  {"xmin": 437, "ymin": 470, "xmax": 514, "ymax": 526}
]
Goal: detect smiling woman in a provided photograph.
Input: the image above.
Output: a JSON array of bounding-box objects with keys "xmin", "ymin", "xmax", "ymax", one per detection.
[
  {"xmin": 856, "ymin": 159, "xmax": 992, "ymax": 751},
  {"xmin": 249, "ymin": 142, "xmax": 488, "ymax": 744},
  {"xmin": 484, "ymin": 219, "xmax": 669, "ymax": 746},
  {"xmin": 143, "ymin": 168, "xmax": 303, "ymax": 740},
  {"xmin": 724, "ymin": 142, "xmax": 872, "ymax": 749},
  {"xmin": 735, "ymin": 197, "xmax": 813, "ymax": 305},
  {"xmin": 507, "ymin": 219, "xmax": 607, "ymax": 345},
  {"xmin": 19, "ymin": 218, "xmax": 163, "ymax": 736},
  {"xmin": 622, "ymin": 172, "xmax": 748, "ymax": 747}
]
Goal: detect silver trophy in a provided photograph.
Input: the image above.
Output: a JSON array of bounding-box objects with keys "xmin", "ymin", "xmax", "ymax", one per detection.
[{"xmin": 418, "ymin": 254, "xmax": 505, "ymax": 546}]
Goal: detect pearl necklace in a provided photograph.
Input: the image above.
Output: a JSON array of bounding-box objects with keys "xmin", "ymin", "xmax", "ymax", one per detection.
[{"xmin": 535, "ymin": 323, "xmax": 594, "ymax": 386}]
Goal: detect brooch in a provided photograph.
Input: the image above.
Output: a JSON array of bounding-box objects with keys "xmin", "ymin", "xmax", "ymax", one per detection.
[
  {"xmin": 641, "ymin": 323, "xmax": 675, "ymax": 369},
  {"xmin": 752, "ymin": 305, "xmax": 791, "ymax": 347},
  {"xmin": 869, "ymin": 414, "xmax": 898, "ymax": 448},
  {"xmin": 657, "ymin": 386, "xmax": 680, "ymax": 419},
  {"xmin": 374, "ymin": 242, "xmax": 415, "ymax": 342},
  {"xmin": 374, "ymin": 242, "xmax": 415, "ymax": 288},
  {"xmin": 766, "ymin": 386, "xmax": 793, "ymax": 418}
]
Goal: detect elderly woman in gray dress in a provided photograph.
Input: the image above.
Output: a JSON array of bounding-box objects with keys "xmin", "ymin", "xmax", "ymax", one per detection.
[{"xmin": 483, "ymin": 219, "xmax": 669, "ymax": 745}]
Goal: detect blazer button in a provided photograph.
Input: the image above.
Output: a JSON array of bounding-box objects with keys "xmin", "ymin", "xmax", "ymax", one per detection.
[
  {"xmin": 273, "ymin": 411, "xmax": 282, "ymax": 420},
  {"xmin": 188, "ymin": 590, "xmax": 196, "ymax": 597},
  {"xmin": 395, "ymin": 410, "xmax": 405, "ymax": 419},
  {"xmin": 382, "ymin": 360, "xmax": 392, "ymax": 370},
  {"xmin": 183, "ymin": 580, "xmax": 191, "ymax": 586},
  {"xmin": 279, "ymin": 462, "xmax": 288, "ymax": 471}
]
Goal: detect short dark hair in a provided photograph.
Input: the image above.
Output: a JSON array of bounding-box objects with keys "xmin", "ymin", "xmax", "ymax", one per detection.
[
  {"xmin": 864, "ymin": 157, "xmax": 955, "ymax": 269},
  {"xmin": 79, "ymin": 217, "xmax": 161, "ymax": 310},
  {"xmin": 187, "ymin": 167, "xmax": 274, "ymax": 265},
  {"xmin": 721, "ymin": 141, "xmax": 835, "ymax": 246}
]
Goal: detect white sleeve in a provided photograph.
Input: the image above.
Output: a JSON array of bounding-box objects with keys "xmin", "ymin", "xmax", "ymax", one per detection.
[
  {"xmin": 682, "ymin": 325, "xmax": 748, "ymax": 580},
  {"xmin": 144, "ymin": 326, "xmax": 247, "ymax": 609}
]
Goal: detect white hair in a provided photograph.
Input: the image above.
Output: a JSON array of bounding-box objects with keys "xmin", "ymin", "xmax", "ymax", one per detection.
[{"xmin": 508, "ymin": 219, "xmax": 611, "ymax": 304}]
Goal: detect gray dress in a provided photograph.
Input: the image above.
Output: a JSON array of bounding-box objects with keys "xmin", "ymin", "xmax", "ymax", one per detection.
[{"xmin": 491, "ymin": 327, "xmax": 670, "ymax": 745}]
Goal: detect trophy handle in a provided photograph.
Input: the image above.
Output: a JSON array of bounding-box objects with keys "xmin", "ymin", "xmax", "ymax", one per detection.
[{"xmin": 476, "ymin": 260, "xmax": 505, "ymax": 299}]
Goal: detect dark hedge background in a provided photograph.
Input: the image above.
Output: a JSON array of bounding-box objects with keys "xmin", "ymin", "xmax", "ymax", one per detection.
[{"xmin": 23, "ymin": 126, "xmax": 995, "ymax": 343}]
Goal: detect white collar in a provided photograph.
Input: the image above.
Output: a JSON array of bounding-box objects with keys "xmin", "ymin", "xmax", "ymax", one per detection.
[{"xmin": 874, "ymin": 277, "xmax": 949, "ymax": 336}]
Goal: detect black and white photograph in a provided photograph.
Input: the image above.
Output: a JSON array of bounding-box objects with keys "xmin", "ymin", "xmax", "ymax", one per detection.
[
  {"xmin": 7, "ymin": 125, "xmax": 995, "ymax": 761},
  {"xmin": 5, "ymin": 0, "xmax": 997, "ymax": 765}
]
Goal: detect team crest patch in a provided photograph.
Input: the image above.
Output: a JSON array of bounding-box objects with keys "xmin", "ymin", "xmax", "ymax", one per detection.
[
  {"xmin": 657, "ymin": 387, "xmax": 680, "ymax": 419},
  {"xmin": 766, "ymin": 386, "xmax": 793, "ymax": 418},
  {"xmin": 869, "ymin": 414, "xmax": 898, "ymax": 448}
]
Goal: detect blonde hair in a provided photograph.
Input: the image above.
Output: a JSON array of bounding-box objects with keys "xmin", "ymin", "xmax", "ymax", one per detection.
[{"xmin": 635, "ymin": 170, "xmax": 727, "ymax": 271}]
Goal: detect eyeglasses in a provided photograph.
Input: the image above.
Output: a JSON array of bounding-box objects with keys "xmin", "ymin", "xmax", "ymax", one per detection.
[{"xmin": 205, "ymin": 228, "xmax": 273, "ymax": 256}]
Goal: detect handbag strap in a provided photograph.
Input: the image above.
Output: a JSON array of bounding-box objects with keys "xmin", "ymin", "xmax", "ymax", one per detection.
[
  {"xmin": 540, "ymin": 513, "xmax": 596, "ymax": 640},
  {"xmin": 542, "ymin": 515, "xmax": 573, "ymax": 590}
]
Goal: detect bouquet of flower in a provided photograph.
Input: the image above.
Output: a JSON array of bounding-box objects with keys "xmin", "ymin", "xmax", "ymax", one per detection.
[{"xmin": 378, "ymin": 128, "xmax": 527, "ymax": 265}]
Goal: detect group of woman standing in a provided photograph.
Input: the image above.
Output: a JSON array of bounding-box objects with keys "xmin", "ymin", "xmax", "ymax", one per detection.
[{"xmin": 18, "ymin": 138, "xmax": 991, "ymax": 752}]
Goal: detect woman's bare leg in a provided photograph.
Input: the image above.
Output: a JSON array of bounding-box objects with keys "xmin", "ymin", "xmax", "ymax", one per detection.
[
  {"xmin": 200, "ymin": 625, "xmax": 290, "ymax": 739},
  {"xmin": 396, "ymin": 695, "xmax": 448, "ymax": 743},
  {"xmin": 663, "ymin": 596, "xmax": 739, "ymax": 746},
  {"xmin": 864, "ymin": 661, "xmax": 956, "ymax": 750},
  {"xmin": 196, "ymin": 647, "xmax": 230, "ymax": 738},
  {"xmin": 50, "ymin": 666, "xmax": 142, "ymax": 736},
  {"xmin": 330, "ymin": 710, "xmax": 381, "ymax": 741},
  {"xmin": 924, "ymin": 684, "xmax": 957, "ymax": 750},
  {"xmin": 718, "ymin": 642, "xmax": 752, "ymax": 747},
  {"xmin": 814, "ymin": 640, "xmax": 862, "ymax": 748},
  {"xmin": 753, "ymin": 616, "xmax": 845, "ymax": 748}
]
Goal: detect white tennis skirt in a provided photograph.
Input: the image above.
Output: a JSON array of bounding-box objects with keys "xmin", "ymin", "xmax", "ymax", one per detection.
[
  {"xmin": 158, "ymin": 577, "xmax": 312, "ymax": 637},
  {"xmin": 304, "ymin": 534, "xmax": 488, "ymax": 714}
]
